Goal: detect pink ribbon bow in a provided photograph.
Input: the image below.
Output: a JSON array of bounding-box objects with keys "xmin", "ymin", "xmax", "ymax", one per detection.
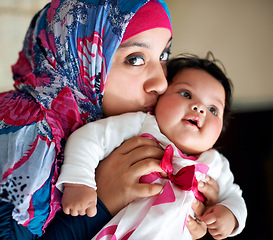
[{"xmin": 159, "ymin": 145, "xmax": 205, "ymax": 202}]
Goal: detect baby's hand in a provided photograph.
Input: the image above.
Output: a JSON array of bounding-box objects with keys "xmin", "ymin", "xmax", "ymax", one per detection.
[
  {"xmin": 62, "ymin": 183, "xmax": 97, "ymax": 217},
  {"xmin": 201, "ymin": 205, "xmax": 238, "ymax": 239}
]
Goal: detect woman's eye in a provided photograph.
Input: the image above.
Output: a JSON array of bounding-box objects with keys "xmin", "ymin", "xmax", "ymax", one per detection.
[
  {"xmin": 180, "ymin": 91, "xmax": 191, "ymax": 99},
  {"xmin": 208, "ymin": 106, "xmax": 218, "ymax": 115},
  {"xmin": 126, "ymin": 55, "xmax": 145, "ymax": 66},
  {"xmin": 160, "ymin": 51, "xmax": 169, "ymax": 61}
]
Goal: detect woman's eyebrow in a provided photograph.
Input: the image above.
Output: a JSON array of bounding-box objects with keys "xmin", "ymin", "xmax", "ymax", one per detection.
[
  {"xmin": 167, "ymin": 37, "xmax": 173, "ymax": 45},
  {"xmin": 161, "ymin": 37, "xmax": 172, "ymax": 50},
  {"xmin": 119, "ymin": 36, "xmax": 172, "ymax": 50},
  {"xmin": 119, "ymin": 41, "xmax": 150, "ymax": 49}
]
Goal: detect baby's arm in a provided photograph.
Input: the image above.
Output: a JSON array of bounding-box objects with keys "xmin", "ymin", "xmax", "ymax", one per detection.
[
  {"xmin": 62, "ymin": 183, "xmax": 97, "ymax": 217},
  {"xmin": 56, "ymin": 112, "xmax": 147, "ymax": 216},
  {"xmin": 199, "ymin": 151, "xmax": 247, "ymax": 239}
]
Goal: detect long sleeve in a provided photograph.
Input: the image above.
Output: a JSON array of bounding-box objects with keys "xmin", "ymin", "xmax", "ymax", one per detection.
[
  {"xmin": 199, "ymin": 150, "xmax": 247, "ymax": 236},
  {"xmin": 56, "ymin": 112, "xmax": 147, "ymax": 191}
]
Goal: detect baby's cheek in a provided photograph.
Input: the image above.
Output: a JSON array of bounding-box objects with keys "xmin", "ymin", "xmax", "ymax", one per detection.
[{"xmin": 210, "ymin": 120, "xmax": 223, "ymax": 143}]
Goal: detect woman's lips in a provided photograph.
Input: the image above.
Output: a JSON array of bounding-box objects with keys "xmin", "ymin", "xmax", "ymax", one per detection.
[{"xmin": 145, "ymin": 106, "xmax": 155, "ymax": 113}]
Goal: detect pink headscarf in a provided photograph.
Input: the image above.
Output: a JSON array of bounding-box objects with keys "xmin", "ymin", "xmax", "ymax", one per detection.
[{"xmin": 122, "ymin": 0, "xmax": 172, "ymax": 43}]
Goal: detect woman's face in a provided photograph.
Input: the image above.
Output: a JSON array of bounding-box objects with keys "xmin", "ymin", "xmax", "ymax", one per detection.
[{"xmin": 102, "ymin": 28, "xmax": 172, "ymax": 117}]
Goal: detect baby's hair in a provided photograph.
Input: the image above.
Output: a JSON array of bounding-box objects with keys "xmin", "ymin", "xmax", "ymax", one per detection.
[{"xmin": 167, "ymin": 52, "xmax": 233, "ymax": 132}]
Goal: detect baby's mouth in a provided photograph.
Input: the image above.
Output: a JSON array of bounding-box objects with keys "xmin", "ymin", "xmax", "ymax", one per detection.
[
  {"xmin": 187, "ymin": 119, "xmax": 198, "ymax": 127},
  {"xmin": 184, "ymin": 117, "xmax": 200, "ymax": 129}
]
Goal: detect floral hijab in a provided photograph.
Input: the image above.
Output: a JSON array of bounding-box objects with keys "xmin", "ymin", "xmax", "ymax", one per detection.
[{"xmin": 0, "ymin": 0, "xmax": 171, "ymax": 236}]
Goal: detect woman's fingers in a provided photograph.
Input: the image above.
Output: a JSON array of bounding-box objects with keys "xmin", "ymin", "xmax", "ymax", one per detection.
[
  {"xmin": 95, "ymin": 137, "xmax": 165, "ymax": 216},
  {"xmin": 131, "ymin": 183, "xmax": 163, "ymax": 199},
  {"xmin": 129, "ymin": 158, "xmax": 165, "ymax": 178},
  {"xmin": 128, "ymin": 146, "xmax": 164, "ymax": 167},
  {"xmin": 116, "ymin": 137, "xmax": 162, "ymax": 155}
]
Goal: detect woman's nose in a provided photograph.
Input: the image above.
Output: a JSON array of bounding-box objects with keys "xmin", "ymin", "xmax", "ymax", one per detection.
[
  {"xmin": 191, "ymin": 104, "xmax": 206, "ymax": 115},
  {"xmin": 144, "ymin": 64, "xmax": 168, "ymax": 95}
]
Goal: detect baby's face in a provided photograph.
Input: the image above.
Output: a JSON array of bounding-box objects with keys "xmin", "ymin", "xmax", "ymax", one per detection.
[{"xmin": 155, "ymin": 68, "xmax": 225, "ymax": 155}]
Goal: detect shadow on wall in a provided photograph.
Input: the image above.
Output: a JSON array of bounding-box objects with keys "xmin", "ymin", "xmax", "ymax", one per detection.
[{"xmin": 202, "ymin": 109, "xmax": 273, "ymax": 240}]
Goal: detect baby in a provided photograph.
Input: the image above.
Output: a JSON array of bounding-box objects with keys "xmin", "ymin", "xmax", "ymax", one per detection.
[{"xmin": 57, "ymin": 54, "xmax": 247, "ymax": 239}]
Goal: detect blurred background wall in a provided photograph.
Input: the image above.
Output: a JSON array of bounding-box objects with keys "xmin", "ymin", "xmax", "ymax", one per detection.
[
  {"xmin": 0, "ymin": 1, "xmax": 272, "ymax": 239},
  {"xmin": 0, "ymin": 0, "xmax": 49, "ymax": 92}
]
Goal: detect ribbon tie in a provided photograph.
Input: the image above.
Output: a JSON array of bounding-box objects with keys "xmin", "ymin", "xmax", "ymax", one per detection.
[{"xmin": 159, "ymin": 145, "xmax": 205, "ymax": 202}]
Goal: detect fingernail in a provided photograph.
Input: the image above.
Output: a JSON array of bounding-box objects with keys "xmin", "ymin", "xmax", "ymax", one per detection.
[
  {"xmin": 187, "ymin": 216, "xmax": 191, "ymax": 222},
  {"xmin": 198, "ymin": 181, "xmax": 204, "ymax": 188},
  {"xmin": 205, "ymin": 175, "xmax": 210, "ymax": 182},
  {"xmin": 193, "ymin": 198, "xmax": 197, "ymax": 204},
  {"xmin": 159, "ymin": 187, "xmax": 164, "ymax": 194}
]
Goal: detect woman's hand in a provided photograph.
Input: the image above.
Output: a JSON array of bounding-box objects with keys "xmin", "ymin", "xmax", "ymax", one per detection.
[
  {"xmin": 95, "ymin": 137, "xmax": 166, "ymax": 216},
  {"xmin": 186, "ymin": 176, "xmax": 220, "ymax": 239}
]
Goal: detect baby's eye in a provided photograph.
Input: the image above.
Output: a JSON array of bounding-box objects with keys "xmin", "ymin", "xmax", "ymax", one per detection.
[
  {"xmin": 126, "ymin": 55, "xmax": 145, "ymax": 66},
  {"xmin": 180, "ymin": 91, "xmax": 191, "ymax": 99},
  {"xmin": 208, "ymin": 106, "xmax": 218, "ymax": 116},
  {"xmin": 160, "ymin": 51, "xmax": 169, "ymax": 62}
]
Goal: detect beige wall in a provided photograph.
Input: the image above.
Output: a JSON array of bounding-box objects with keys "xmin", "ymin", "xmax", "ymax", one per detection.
[
  {"xmin": 166, "ymin": 0, "xmax": 273, "ymax": 111},
  {"xmin": 1, "ymin": 0, "xmax": 272, "ymax": 111},
  {"xmin": 0, "ymin": 0, "xmax": 49, "ymax": 91}
]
